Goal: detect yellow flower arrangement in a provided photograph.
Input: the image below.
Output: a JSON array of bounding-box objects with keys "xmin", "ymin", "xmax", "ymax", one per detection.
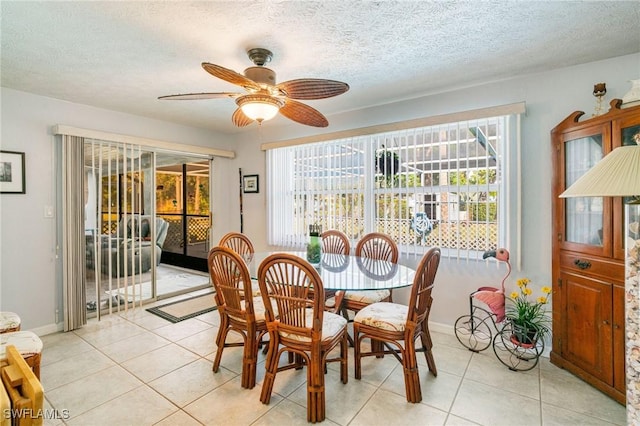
[{"xmin": 506, "ymin": 278, "xmax": 552, "ymax": 343}]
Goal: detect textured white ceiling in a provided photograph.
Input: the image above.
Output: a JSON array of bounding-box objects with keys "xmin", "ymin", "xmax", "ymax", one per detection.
[{"xmin": 1, "ymin": 1, "xmax": 639, "ymax": 134}]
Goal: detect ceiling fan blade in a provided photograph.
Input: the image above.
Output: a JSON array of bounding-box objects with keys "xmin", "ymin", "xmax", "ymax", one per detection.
[
  {"xmin": 232, "ymin": 108, "xmax": 254, "ymax": 127},
  {"xmin": 276, "ymin": 79, "xmax": 349, "ymax": 100},
  {"xmin": 158, "ymin": 92, "xmax": 240, "ymax": 100},
  {"xmin": 202, "ymin": 63, "xmax": 261, "ymax": 91},
  {"xmin": 279, "ymin": 99, "xmax": 329, "ymax": 127}
]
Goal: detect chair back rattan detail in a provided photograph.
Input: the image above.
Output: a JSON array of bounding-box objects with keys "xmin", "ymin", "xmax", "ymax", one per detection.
[
  {"xmin": 343, "ymin": 232, "xmax": 399, "ymax": 311},
  {"xmin": 408, "ymin": 247, "xmax": 441, "ymax": 327},
  {"xmin": 355, "ymin": 232, "xmax": 398, "ymax": 263},
  {"xmin": 208, "ymin": 246, "xmax": 256, "ymax": 319},
  {"xmin": 258, "ymin": 254, "xmax": 323, "ymax": 340},
  {"xmin": 218, "ymin": 232, "xmax": 255, "ymax": 257},
  {"xmin": 321, "ymin": 230, "xmax": 350, "ymax": 255}
]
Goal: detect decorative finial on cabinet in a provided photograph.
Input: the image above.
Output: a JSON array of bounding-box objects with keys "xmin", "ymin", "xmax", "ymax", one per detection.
[{"xmin": 592, "ymin": 83, "xmax": 607, "ymax": 117}]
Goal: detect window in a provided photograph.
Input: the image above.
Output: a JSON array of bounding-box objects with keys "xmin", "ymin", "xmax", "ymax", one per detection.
[{"xmin": 267, "ymin": 113, "xmax": 519, "ymax": 260}]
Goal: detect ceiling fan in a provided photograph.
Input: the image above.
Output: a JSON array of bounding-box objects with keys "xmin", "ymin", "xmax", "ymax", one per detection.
[{"xmin": 158, "ymin": 48, "xmax": 349, "ymax": 128}]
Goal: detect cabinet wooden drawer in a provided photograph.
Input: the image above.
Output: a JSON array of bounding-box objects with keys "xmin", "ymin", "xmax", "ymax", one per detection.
[{"xmin": 559, "ymin": 252, "xmax": 624, "ymax": 282}]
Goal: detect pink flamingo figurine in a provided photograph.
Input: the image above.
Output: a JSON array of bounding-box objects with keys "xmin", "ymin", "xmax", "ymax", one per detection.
[{"xmin": 474, "ymin": 248, "xmax": 511, "ymax": 323}]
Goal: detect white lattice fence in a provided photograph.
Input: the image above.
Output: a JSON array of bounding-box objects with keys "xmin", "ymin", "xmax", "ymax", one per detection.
[
  {"xmin": 305, "ymin": 217, "xmax": 497, "ymax": 250},
  {"xmin": 424, "ymin": 221, "xmax": 498, "ymax": 250}
]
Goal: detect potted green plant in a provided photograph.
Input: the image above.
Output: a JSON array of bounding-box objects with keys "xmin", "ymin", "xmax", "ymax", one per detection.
[
  {"xmin": 375, "ymin": 148, "xmax": 399, "ymax": 177},
  {"xmin": 506, "ymin": 278, "xmax": 551, "ymax": 347}
]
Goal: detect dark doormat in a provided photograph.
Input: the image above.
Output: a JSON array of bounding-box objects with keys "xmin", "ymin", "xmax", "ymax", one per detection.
[{"xmin": 146, "ymin": 292, "xmax": 217, "ymax": 323}]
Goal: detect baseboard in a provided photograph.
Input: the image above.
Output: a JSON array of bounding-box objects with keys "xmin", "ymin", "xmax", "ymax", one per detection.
[{"xmin": 30, "ymin": 322, "xmax": 63, "ymax": 337}]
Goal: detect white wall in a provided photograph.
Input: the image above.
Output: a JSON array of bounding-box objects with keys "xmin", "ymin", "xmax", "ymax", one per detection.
[
  {"xmin": 2, "ymin": 53, "xmax": 639, "ymax": 333},
  {"xmin": 230, "ymin": 53, "xmax": 640, "ymax": 328},
  {"xmin": 0, "ymin": 88, "xmax": 235, "ymax": 332}
]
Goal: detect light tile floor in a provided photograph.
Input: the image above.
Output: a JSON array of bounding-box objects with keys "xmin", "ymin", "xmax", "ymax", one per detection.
[{"xmin": 38, "ymin": 291, "xmax": 626, "ymax": 425}]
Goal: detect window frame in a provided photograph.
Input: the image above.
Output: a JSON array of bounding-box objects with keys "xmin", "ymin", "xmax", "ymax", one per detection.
[{"xmin": 266, "ymin": 106, "xmax": 522, "ymax": 261}]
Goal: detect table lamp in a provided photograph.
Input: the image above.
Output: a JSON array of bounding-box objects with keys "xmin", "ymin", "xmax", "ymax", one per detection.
[{"xmin": 560, "ymin": 141, "xmax": 640, "ymax": 423}]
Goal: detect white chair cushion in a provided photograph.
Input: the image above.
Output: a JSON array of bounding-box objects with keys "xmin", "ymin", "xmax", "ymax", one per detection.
[
  {"xmin": 324, "ymin": 296, "xmax": 336, "ymax": 309},
  {"xmin": 0, "ymin": 331, "xmax": 43, "ymax": 359},
  {"xmin": 237, "ymin": 279, "xmax": 261, "ymax": 298},
  {"xmin": 280, "ymin": 310, "xmax": 347, "ymax": 343},
  {"xmin": 343, "ymin": 289, "xmax": 390, "ymax": 304},
  {"xmin": 228, "ymin": 295, "xmax": 266, "ymax": 323},
  {"xmin": 354, "ymin": 302, "xmax": 408, "ymax": 332},
  {"xmin": 0, "ymin": 312, "xmax": 21, "ymax": 333}
]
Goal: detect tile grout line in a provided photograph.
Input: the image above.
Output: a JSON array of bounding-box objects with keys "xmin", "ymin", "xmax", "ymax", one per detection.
[{"xmin": 442, "ymin": 349, "xmax": 477, "ymax": 425}]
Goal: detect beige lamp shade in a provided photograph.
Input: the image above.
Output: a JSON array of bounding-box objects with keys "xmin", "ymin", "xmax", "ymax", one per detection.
[{"xmin": 560, "ymin": 144, "xmax": 640, "ymax": 198}]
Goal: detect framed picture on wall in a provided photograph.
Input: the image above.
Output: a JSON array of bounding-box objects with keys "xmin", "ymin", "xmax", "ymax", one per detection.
[
  {"xmin": 0, "ymin": 151, "xmax": 25, "ymax": 194},
  {"xmin": 243, "ymin": 174, "xmax": 259, "ymax": 193}
]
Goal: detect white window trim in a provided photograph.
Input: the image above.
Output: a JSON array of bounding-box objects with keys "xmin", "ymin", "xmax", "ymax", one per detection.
[
  {"xmin": 266, "ymin": 104, "xmax": 524, "ymax": 264},
  {"xmin": 260, "ymin": 102, "xmax": 525, "ymax": 151}
]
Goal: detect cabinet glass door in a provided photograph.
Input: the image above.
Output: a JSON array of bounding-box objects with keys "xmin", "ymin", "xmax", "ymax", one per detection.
[
  {"xmin": 564, "ymin": 135, "xmax": 604, "ymax": 246},
  {"xmin": 560, "ymin": 123, "xmax": 612, "ymax": 256},
  {"xmin": 613, "ymin": 119, "xmax": 640, "ymax": 259}
]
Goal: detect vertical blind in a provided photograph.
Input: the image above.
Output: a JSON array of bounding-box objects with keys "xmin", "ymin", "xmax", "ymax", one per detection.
[
  {"xmin": 60, "ymin": 134, "xmax": 87, "ymax": 331},
  {"xmin": 267, "ymin": 114, "xmax": 515, "ymax": 260},
  {"xmin": 86, "ymin": 140, "xmax": 151, "ymax": 316},
  {"xmin": 59, "ymin": 136, "xmax": 154, "ymax": 328}
]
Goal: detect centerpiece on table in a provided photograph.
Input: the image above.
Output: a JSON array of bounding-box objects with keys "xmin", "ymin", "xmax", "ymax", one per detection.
[{"xmin": 306, "ymin": 224, "xmax": 322, "ymax": 266}]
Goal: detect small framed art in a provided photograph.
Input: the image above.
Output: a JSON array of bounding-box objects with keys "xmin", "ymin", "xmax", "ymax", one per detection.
[
  {"xmin": 0, "ymin": 151, "xmax": 25, "ymax": 194},
  {"xmin": 243, "ymin": 174, "xmax": 259, "ymax": 193}
]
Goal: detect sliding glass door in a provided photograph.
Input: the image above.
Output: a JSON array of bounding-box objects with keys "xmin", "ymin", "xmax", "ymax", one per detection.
[
  {"xmin": 84, "ymin": 143, "xmax": 212, "ymax": 316},
  {"xmin": 84, "ymin": 142, "xmax": 156, "ymax": 314},
  {"xmin": 147, "ymin": 153, "xmax": 211, "ymax": 298},
  {"xmin": 156, "ymin": 157, "xmax": 211, "ymax": 272}
]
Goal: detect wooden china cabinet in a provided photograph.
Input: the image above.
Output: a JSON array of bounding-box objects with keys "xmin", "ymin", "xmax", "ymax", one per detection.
[{"xmin": 551, "ymin": 99, "xmax": 640, "ymax": 405}]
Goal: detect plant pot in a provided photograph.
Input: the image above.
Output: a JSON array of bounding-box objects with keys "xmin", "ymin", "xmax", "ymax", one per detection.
[
  {"xmin": 306, "ymin": 224, "xmax": 322, "ymax": 266},
  {"xmin": 306, "ymin": 238, "xmax": 321, "ymax": 265},
  {"xmin": 376, "ymin": 151, "xmax": 399, "ymax": 177},
  {"xmin": 510, "ymin": 323, "xmax": 538, "ymax": 349}
]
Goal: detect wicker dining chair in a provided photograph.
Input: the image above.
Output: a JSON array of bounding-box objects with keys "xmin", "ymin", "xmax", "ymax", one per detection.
[
  {"xmin": 258, "ymin": 253, "xmax": 348, "ymax": 423},
  {"xmin": 218, "ymin": 232, "xmax": 260, "ymax": 297},
  {"xmin": 207, "ymin": 246, "xmax": 267, "ymax": 389},
  {"xmin": 353, "ymin": 247, "xmax": 441, "ymax": 403},
  {"xmin": 342, "ymin": 232, "xmax": 399, "ymax": 315},
  {"xmin": 0, "ymin": 330, "xmax": 43, "ymax": 379},
  {"xmin": 321, "ymin": 230, "xmax": 350, "ymax": 255},
  {"xmin": 1, "ymin": 345, "xmax": 43, "ymax": 425},
  {"xmin": 218, "ymin": 232, "xmax": 255, "ymax": 257},
  {"xmin": 320, "ymin": 230, "xmax": 351, "ymax": 310}
]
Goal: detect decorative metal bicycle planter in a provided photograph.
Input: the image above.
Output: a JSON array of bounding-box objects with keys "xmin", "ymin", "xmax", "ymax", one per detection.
[{"xmin": 454, "ymin": 249, "xmax": 544, "ymax": 371}]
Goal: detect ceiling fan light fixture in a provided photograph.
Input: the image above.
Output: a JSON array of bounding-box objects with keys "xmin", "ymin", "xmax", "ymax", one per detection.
[
  {"xmin": 162, "ymin": 47, "xmax": 348, "ymax": 128},
  {"xmin": 236, "ymin": 94, "xmax": 283, "ymax": 122}
]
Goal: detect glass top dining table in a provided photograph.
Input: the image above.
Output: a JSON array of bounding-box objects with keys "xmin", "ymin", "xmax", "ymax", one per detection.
[{"xmin": 244, "ymin": 251, "xmax": 416, "ymax": 292}]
